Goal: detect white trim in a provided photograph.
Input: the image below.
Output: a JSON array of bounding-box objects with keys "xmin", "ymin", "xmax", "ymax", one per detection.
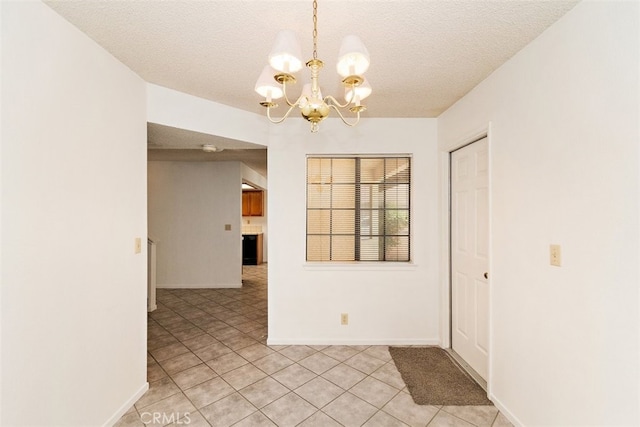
[
  {"xmin": 439, "ymin": 122, "xmax": 493, "ymax": 391},
  {"xmin": 303, "ymin": 262, "xmax": 418, "ymax": 271},
  {"xmin": 102, "ymin": 382, "xmax": 148, "ymax": 427},
  {"xmin": 266, "ymin": 338, "xmax": 440, "ymax": 346}
]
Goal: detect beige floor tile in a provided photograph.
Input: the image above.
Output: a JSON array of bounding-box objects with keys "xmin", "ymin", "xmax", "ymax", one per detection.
[
  {"xmin": 113, "ymin": 412, "xmax": 144, "ymax": 427},
  {"xmin": 370, "ymin": 362, "xmax": 406, "ymax": 390},
  {"xmin": 164, "ymin": 319, "xmax": 197, "ymax": 333},
  {"xmin": 321, "ymin": 363, "xmax": 367, "ymax": 390},
  {"xmin": 134, "ymin": 377, "xmax": 181, "ymax": 410},
  {"xmin": 381, "ymin": 393, "xmax": 439, "ymax": 427},
  {"xmin": 124, "ymin": 405, "xmax": 137, "ymax": 415},
  {"xmin": 209, "ymin": 327, "xmax": 244, "ymax": 341},
  {"xmin": 154, "ymin": 315, "xmax": 184, "ymax": 327},
  {"xmin": 147, "ymin": 361, "xmax": 168, "ymax": 382},
  {"xmin": 193, "ymin": 341, "xmax": 233, "ymax": 362},
  {"xmin": 344, "ymin": 352, "xmax": 387, "ymax": 375},
  {"xmin": 298, "ymin": 352, "xmax": 341, "ymax": 375},
  {"xmin": 150, "ymin": 342, "xmax": 191, "ymax": 362},
  {"xmin": 220, "ymin": 334, "xmax": 259, "ymax": 351},
  {"xmin": 165, "ymin": 411, "xmax": 212, "ymax": 427},
  {"xmin": 492, "ymin": 412, "xmax": 514, "ymax": 427},
  {"xmin": 278, "ymin": 345, "xmax": 317, "ymax": 362},
  {"xmin": 171, "ymin": 326, "xmax": 206, "ymax": 341},
  {"xmin": 202, "ymin": 320, "xmax": 229, "ymax": 333},
  {"xmin": 308, "ymin": 345, "xmax": 331, "ymax": 351},
  {"xmin": 170, "ymin": 363, "xmax": 217, "ymax": 390},
  {"xmin": 159, "ymin": 352, "xmax": 202, "ymax": 375},
  {"xmin": 251, "ymin": 352, "xmax": 294, "ymax": 375},
  {"xmin": 321, "ymin": 345, "xmax": 363, "ymax": 361},
  {"xmin": 148, "ymin": 334, "xmax": 180, "ymax": 351},
  {"xmin": 122, "ymin": 265, "xmax": 494, "ymax": 427},
  {"xmin": 235, "ymin": 343, "xmax": 274, "ymax": 362},
  {"xmin": 322, "ymin": 392, "xmax": 378, "ymax": 427},
  {"xmin": 234, "ymin": 320, "xmax": 263, "ymax": 333},
  {"xmin": 363, "ymin": 411, "xmax": 410, "ymax": 427},
  {"xmin": 295, "ymin": 377, "xmax": 345, "ymax": 409},
  {"xmin": 427, "ymin": 410, "xmax": 475, "ymax": 426},
  {"xmin": 200, "ymin": 392, "xmax": 257, "ymax": 427},
  {"xmin": 224, "ymin": 314, "xmax": 251, "ymax": 326},
  {"xmin": 137, "ymin": 393, "xmax": 195, "ymax": 427},
  {"xmin": 270, "ymin": 363, "xmax": 317, "ymax": 389},
  {"xmin": 239, "ymin": 377, "xmax": 289, "ymax": 408},
  {"xmin": 205, "ymin": 352, "xmax": 249, "ymax": 375},
  {"xmin": 230, "ymin": 411, "xmax": 277, "ymax": 427},
  {"xmin": 350, "ymin": 376, "xmax": 400, "ymax": 408},
  {"xmin": 297, "ymin": 411, "xmax": 343, "ymax": 427},
  {"xmin": 221, "ymin": 363, "xmax": 267, "ymax": 390},
  {"xmin": 363, "ymin": 345, "xmax": 392, "ymax": 362},
  {"xmin": 441, "ymin": 406, "xmax": 499, "ymax": 427},
  {"xmin": 262, "ymin": 392, "xmax": 317, "ymax": 426},
  {"xmin": 181, "ymin": 334, "xmax": 219, "ymax": 352},
  {"xmin": 183, "ymin": 377, "xmax": 234, "ymax": 409}
]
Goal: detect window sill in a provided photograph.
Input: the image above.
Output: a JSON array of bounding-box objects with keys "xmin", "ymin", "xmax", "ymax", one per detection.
[{"xmin": 303, "ymin": 262, "xmax": 418, "ymax": 271}]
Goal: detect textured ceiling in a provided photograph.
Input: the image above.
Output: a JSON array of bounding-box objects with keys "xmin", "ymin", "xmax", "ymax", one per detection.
[
  {"xmin": 44, "ymin": 0, "xmax": 579, "ymax": 175},
  {"xmin": 45, "ymin": 0, "xmax": 578, "ymax": 118},
  {"xmin": 147, "ymin": 123, "xmax": 268, "ymax": 176}
]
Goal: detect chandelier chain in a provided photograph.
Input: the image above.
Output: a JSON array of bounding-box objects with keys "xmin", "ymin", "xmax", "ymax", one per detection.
[{"xmin": 312, "ymin": 0, "xmax": 318, "ymax": 60}]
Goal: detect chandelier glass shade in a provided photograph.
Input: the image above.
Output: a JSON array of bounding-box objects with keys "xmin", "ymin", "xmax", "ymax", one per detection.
[{"xmin": 254, "ymin": 0, "xmax": 371, "ymax": 132}]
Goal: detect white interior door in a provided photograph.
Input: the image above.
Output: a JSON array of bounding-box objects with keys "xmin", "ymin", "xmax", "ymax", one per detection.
[{"xmin": 451, "ymin": 137, "xmax": 489, "ymax": 380}]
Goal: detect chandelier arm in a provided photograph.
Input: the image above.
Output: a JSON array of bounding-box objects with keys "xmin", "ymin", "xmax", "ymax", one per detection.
[
  {"xmin": 324, "ymin": 94, "xmax": 353, "ymax": 109},
  {"xmin": 281, "ymin": 82, "xmax": 299, "ymax": 107},
  {"xmin": 266, "ymin": 101, "xmax": 301, "ymax": 124},
  {"xmin": 327, "ymin": 104, "xmax": 361, "ymax": 127}
]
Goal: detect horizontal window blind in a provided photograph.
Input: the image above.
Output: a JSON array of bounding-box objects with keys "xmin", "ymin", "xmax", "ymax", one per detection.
[{"xmin": 306, "ymin": 156, "xmax": 410, "ymax": 262}]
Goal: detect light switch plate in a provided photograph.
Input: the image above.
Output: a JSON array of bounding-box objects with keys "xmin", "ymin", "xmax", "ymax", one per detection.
[{"xmin": 135, "ymin": 237, "xmax": 142, "ymax": 254}]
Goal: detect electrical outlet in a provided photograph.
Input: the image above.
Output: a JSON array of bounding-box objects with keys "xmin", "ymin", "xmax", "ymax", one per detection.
[
  {"xmin": 135, "ymin": 237, "xmax": 142, "ymax": 254},
  {"xmin": 225, "ymin": 224, "xmax": 232, "ymax": 231},
  {"xmin": 341, "ymin": 313, "xmax": 349, "ymax": 325},
  {"xmin": 550, "ymin": 244, "xmax": 561, "ymax": 267}
]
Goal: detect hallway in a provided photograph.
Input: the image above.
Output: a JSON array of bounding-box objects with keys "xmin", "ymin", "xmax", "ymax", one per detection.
[{"xmin": 116, "ymin": 265, "xmax": 512, "ymax": 427}]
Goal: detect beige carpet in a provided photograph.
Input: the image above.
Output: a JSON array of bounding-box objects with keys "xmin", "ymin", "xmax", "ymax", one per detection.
[{"xmin": 389, "ymin": 347, "xmax": 492, "ymax": 406}]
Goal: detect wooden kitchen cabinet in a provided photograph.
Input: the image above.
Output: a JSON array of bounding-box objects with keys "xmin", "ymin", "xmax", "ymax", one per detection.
[{"xmin": 242, "ymin": 190, "xmax": 263, "ymax": 216}]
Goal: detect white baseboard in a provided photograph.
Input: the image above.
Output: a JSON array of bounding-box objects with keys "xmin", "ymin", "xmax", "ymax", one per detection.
[
  {"xmin": 266, "ymin": 338, "xmax": 440, "ymax": 346},
  {"xmin": 147, "ymin": 303, "xmax": 157, "ymax": 312},
  {"xmin": 102, "ymin": 382, "xmax": 148, "ymax": 427},
  {"xmin": 489, "ymin": 393, "xmax": 523, "ymax": 427}
]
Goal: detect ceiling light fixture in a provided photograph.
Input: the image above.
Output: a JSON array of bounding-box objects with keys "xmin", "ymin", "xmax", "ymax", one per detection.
[
  {"xmin": 202, "ymin": 144, "xmax": 223, "ymax": 153},
  {"xmin": 254, "ymin": 0, "xmax": 371, "ymax": 133}
]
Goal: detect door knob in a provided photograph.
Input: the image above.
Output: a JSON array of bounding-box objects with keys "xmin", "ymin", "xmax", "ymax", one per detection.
[{"xmin": 484, "ymin": 272, "xmax": 488, "ymax": 279}]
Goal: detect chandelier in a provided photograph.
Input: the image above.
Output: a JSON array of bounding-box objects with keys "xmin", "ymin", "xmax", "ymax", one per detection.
[{"xmin": 254, "ymin": 0, "xmax": 371, "ymax": 133}]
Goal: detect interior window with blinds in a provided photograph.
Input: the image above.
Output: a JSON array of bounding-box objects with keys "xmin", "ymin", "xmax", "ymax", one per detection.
[{"xmin": 306, "ymin": 156, "xmax": 411, "ymax": 262}]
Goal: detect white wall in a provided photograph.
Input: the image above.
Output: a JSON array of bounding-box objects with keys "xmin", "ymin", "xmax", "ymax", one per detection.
[
  {"xmin": 267, "ymin": 118, "xmax": 439, "ymax": 345},
  {"xmin": 438, "ymin": 1, "xmax": 639, "ymax": 425},
  {"xmin": 1, "ymin": 2, "xmax": 148, "ymax": 425},
  {"xmin": 148, "ymin": 161, "xmax": 243, "ymax": 288}
]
